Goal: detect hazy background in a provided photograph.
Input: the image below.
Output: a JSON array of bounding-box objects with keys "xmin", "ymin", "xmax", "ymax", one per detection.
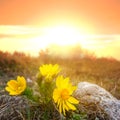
[{"xmin": 0, "ymin": 0, "xmax": 120, "ymax": 60}]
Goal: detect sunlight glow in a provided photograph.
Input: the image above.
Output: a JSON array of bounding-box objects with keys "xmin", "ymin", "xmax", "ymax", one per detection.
[
  {"xmin": 0, "ymin": 25, "xmax": 120, "ymax": 60},
  {"xmin": 31, "ymin": 25, "xmax": 92, "ymax": 47}
]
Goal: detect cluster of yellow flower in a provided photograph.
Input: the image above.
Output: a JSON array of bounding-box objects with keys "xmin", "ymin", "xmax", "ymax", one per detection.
[
  {"xmin": 5, "ymin": 76, "xmax": 26, "ymax": 95},
  {"xmin": 5, "ymin": 64, "xmax": 79, "ymax": 116}
]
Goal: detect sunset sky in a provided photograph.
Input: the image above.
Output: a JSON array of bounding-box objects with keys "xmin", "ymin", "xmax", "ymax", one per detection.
[{"xmin": 0, "ymin": 0, "xmax": 120, "ymax": 59}]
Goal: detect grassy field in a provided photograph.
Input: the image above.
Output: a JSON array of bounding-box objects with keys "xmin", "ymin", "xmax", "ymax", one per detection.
[{"xmin": 0, "ymin": 50, "xmax": 120, "ymax": 99}]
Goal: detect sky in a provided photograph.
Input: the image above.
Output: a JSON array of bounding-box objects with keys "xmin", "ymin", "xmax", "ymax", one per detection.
[{"xmin": 0, "ymin": 0, "xmax": 120, "ymax": 59}]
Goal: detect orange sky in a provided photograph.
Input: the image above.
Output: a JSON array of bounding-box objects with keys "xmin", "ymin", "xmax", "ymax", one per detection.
[
  {"xmin": 0, "ymin": 0, "xmax": 120, "ymax": 34},
  {"xmin": 0, "ymin": 0, "xmax": 120, "ymax": 60}
]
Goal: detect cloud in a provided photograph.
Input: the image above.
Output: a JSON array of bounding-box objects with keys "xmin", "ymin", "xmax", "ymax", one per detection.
[
  {"xmin": 0, "ymin": 25, "xmax": 44, "ymax": 36},
  {"xmin": 0, "ymin": 25, "xmax": 120, "ymax": 60}
]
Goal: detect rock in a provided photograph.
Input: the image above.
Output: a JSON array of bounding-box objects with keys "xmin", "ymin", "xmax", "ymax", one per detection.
[{"xmin": 74, "ymin": 82, "xmax": 120, "ymax": 120}]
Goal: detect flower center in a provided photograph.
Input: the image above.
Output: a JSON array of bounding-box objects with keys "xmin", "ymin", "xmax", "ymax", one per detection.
[
  {"xmin": 61, "ymin": 89, "xmax": 69, "ymax": 100},
  {"xmin": 18, "ymin": 86, "xmax": 21, "ymax": 90}
]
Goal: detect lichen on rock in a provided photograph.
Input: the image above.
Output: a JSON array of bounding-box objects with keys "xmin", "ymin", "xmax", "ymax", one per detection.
[{"xmin": 74, "ymin": 82, "xmax": 120, "ymax": 120}]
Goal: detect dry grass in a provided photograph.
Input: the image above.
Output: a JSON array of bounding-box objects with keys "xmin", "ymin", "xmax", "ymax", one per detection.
[
  {"xmin": 0, "ymin": 95, "xmax": 29, "ymax": 120},
  {"xmin": 0, "ymin": 95, "xmax": 61, "ymax": 120}
]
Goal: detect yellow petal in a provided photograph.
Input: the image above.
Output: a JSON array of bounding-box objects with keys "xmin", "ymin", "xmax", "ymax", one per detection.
[
  {"xmin": 64, "ymin": 101, "xmax": 69, "ymax": 111},
  {"xmin": 53, "ymin": 89, "xmax": 60, "ymax": 103},
  {"xmin": 53, "ymin": 64, "xmax": 60, "ymax": 74},
  {"xmin": 56, "ymin": 76, "xmax": 69, "ymax": 89},
  {"xmin": 68, "ymin": 97, "xmax": 79, "ymax": 104},
  {"xmin": 17, "ymin": 76, "xmax": 26, "ymax": 91},
  {"xmin": 17, "ymin": 76, "xmax": 26, "ymax": 85},
  {"xmin": 5, "ymin": 87, "xmax": 18, "ymax": 95},
  {"xmin": 62, "ymin": 77, "xmax": 69, "ymax": 88},
  {"xmin": 9, "ymin": 91, "xmax": 20, "ymax": 95},
  {"xmin": 7, "ymin": 80, "xmax": 18, "ymax": 90},
  {"xmin": 63, "ymin": 100, "xmax": 71, "ymax": 115},
  {"xmin": 57, "ymin": 99, "xmax": 61, "ymax": 108},
  {"xmin": 5, "ymin": 86, "xmax": 12, "ymax": 92},
  {"xmin": 68, "ymin": 85, "xmax": 77, "ymax": 95},
  {"xmin": 59, "ymin": 99, "xmax": 62, "ymax": 114},
  {"xmin": 66, "ymin": 101, "xmax": 76, "ymax": 111},
  {"xmin": 56, "ymin": 76, "xmax": 62, "ymax": 88}
]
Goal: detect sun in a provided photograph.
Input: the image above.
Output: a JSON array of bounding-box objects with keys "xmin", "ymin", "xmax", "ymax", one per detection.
[
  {"xmin": 35, "ymin": 24, "xmax": 92, "ymax": 46},
  {"xmin": 45, "ymin": 25, "xmax": 81, "ymax": 45}
]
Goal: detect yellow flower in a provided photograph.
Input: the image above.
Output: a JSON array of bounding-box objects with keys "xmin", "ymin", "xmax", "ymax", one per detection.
[
  {"xmin": 39, "ymin": 64, "xmax": 60, "ymax": 81},
  {"xmin": 53, "ymin": 76, "xmax": 79, "ymax": 115},
  {"xmin": 5, "ymin": 76, "xmax": 26, "ymax": 95}
]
